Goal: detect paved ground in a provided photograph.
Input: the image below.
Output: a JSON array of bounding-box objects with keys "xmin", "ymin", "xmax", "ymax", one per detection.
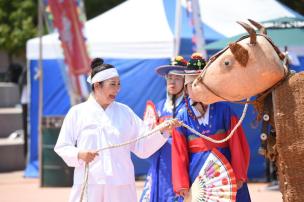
[{"xmin": 0, "ymin": 171, "xmax": 283, "ymax": 202}]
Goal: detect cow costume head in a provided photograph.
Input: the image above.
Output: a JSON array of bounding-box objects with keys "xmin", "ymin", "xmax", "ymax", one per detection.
[{"xmin": 192, "ymin": 19, "xmax": 288, "ymax": 104}]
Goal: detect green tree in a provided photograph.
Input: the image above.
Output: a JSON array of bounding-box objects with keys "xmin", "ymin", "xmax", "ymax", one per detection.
[
  {"xmin": 84, "ymin": 0, "xmax": 125, "ymax": 20},
  {"xmin": 278, "ymin": 0, "xmax": 304, "ymax": 15},
  {"xmin": 0, "ymin": 0, "xmax": 37, "ymax": 64}
]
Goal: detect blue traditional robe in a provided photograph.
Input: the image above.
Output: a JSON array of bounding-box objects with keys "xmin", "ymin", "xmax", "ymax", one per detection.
[
  {"xmin": 172, "ymin": 99, "xmax": 251, "ymax": 202},
  {"xmin": 140, "ymin": 95, "xmax": 185, "ymax": 202}
]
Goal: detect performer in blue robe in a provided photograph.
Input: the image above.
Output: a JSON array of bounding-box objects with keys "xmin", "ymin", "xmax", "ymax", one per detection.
[
  {"xmin": 140, "ymin": 56, "xmax": 187, "ymax": 202},
  {"xmin": 171, "ymin": 53, "xmax": 251, "ymax": 202}
]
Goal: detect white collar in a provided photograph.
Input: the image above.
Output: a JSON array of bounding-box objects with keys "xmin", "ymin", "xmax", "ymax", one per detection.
[
  {"xmin": 190, "ymin": 100, "xmax": 210, "ymax": 126},
  {"xmin": 163, "ymin": 93, "xmax": 184, "ymax": 113},
  {"xmin": 88, "ymin": 94, "xmax": 114, "ymax": 112}
]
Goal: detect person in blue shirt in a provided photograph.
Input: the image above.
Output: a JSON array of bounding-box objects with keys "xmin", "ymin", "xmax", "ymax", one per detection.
[
  {"xmin": 171, "ymin": 53, "xmax": 251, "ymax": 202},
  {"xmin": 140, "ymin": 56, "xmax": 187, "ymax": 202}
]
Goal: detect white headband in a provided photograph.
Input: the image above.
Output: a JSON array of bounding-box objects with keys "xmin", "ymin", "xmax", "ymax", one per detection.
[{"xmin": 87, "ymin": 68, "xmax": 119, "ymax": 84}]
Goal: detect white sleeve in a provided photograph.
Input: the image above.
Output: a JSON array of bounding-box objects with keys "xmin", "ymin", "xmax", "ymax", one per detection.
[
  {"xmin": 54, "ymin": 108, "xmax": 83, "ymax": 167},
  {"xmin": 128, "ymin": 109, "xmax": 168, "ymax": 159}
]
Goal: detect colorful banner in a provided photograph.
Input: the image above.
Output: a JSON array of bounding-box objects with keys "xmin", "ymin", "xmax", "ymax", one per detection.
[
  {"xmin": 186, "ymin": 0, "xmax": 207, "ymax": 57},
  {"xmin": 48, "ymin": 0, "xmax": 90, "ymax": 75}
]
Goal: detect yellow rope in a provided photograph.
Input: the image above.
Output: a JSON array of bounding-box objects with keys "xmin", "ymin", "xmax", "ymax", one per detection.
[
  {"xmin": 182, "ymin": 100, "xmax": 249, "ymax": 143},
  {"xmin": 96, "ymin": 122, "xmax": 170, "ymax": 152},
  {"xmin": 79, "ymin": 164, "xmax": 89, "ymax": 202},
  {"xmin": 79, "ymin": 121, "xmax": 171, "ymax": 202}
]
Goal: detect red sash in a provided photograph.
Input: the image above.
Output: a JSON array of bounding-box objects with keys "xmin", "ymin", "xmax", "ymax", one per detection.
[{"xmin": 188, "ymin": 133, "xmax": 229, "ymax": 153}]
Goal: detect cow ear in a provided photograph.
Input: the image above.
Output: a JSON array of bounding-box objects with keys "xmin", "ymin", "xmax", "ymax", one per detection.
[{"xmin": 229, "ymin": 43, "xmax": 249, "ymax": 67}]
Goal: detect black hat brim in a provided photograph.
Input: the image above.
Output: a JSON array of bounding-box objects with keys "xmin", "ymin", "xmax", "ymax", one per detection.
[
  {"xmin": 155, "ymin": 65, "xmax": 187, "ymax": 76},
  {"xmin": 169, "ymin": 69, "xmax": 203, "ymax": 76}
]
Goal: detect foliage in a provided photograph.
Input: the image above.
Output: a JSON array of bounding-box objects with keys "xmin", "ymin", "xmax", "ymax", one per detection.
[
  {"xmin": 0, "ymin": 0, "xmax": 37, "ymax": 58},
  {"xmin": 278, "ymin": 0, "xmax": 304, "ymax": 16},
  {"xmin": 0, "ymin": 0, "xmax": 301, "ymax": 63},
  {"xmin": 83, "ymin": 0, "xmax": 304, "ymax": 20},
  {"xmin": 84, "ymin": 0, "xmax": 125, "ymax": 20}
]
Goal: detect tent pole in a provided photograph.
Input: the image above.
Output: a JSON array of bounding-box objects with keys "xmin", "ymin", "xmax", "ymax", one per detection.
[
  {"xmin": 191, "ymin": 0, "xmax": 207, "ymax": 57},
  {"xmin": 38, "ymin": 0, "xmax": 44, "ymax": 187},
  {"xmin": 173, "ymin": 0, "xmax": 182, "ymax": 59}
]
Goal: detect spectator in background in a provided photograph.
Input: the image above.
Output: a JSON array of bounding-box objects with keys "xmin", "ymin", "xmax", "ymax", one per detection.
[
  {"xmin": 19, "ymin": 66, "xmax": 28, "ymax": 156},
  {"xmin": 6, "ymin": 63, "xmax": 23, "ymax": 83}
]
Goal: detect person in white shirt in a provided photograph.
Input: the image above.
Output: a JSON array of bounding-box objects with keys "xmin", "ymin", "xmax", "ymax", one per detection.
[{"xmin": 54, "ymin": 58, "xmax": 180, "ymax": 202}]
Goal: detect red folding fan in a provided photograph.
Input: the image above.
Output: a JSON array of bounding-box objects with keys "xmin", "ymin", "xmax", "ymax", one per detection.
[{"xmin": 143, "ymin": 100, "xmax": 158, "ymax": 130}]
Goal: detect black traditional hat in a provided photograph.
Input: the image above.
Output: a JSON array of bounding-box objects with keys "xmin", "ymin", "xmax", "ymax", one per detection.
[
  {"xmin": 155, "ymin": 56, "xmax": 188, "ymax": 76},
  {"xmin": 171, "ymin": 53, "xmax": 207, "ymax": 85},
  {"xmin": 172, "ymin": 53, "xmax": 206, "ymax": 76}
]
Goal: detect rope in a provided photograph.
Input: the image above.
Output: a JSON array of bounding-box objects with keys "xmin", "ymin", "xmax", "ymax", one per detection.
[
  {"xmin": 79, "ymin": 121, "xmax": 171, "ymax": 202},
  {"xmin": 196, "ymin": 36, "xmax": 290, "ymax": 106},
  {"xmin": 97, "ymin": 123, "xmax": 171, "ymax": 152},
  {"xmin": 79, "ymin": 100, "xmax": 249, "ymax": 201},
  {"xmin": 181, "ymin": 99, "xmax": 249, "ymax": 143},
  {"xmin": 79, "ymin": 164, "xmax": 89, "ymax": 202}
]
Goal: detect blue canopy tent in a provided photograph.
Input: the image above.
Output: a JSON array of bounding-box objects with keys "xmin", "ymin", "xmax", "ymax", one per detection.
[{"xmin": 26, "ymin": 0, "xmax": 302, "ymax": 180}]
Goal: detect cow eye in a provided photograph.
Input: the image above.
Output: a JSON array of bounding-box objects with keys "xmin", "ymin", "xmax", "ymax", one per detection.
[
  {"xmin": 224, "ymin": 61, "xmax": 230, "ymax": 66},
  {"xmin": 220, "ymin": 56, "xmax": 234, "ymax": 69}
]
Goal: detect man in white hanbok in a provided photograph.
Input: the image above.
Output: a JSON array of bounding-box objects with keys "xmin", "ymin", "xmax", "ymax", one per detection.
[{"xmin": 54, "ymin": 58, "xmax": 179, "ymax": 202}]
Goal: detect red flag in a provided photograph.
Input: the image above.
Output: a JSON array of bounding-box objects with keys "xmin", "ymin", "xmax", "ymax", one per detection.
[{"xmin": 49, "ymin": 0, "xmax": 90, "ymax": 75}]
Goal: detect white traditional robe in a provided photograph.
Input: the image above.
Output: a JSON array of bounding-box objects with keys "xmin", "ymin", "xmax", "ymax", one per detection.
[{"xmin": 54, "ymin": 97, "xmax": 168, "ymax": 201}]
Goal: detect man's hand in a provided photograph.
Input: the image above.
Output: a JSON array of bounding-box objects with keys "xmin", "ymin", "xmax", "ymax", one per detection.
[{"xmin": 78, "ymin": 151, "xmax": 99, "ymax": 164}]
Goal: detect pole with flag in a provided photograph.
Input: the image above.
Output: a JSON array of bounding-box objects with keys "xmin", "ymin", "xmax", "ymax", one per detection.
[
  {"xmin": 187, "ymin": 0, "xmax": 207, "ymax": 57},
  {"xmin": 48, "ymin": 0, "xmax": 91, "ymax": 103},
  {"xmin": 173, "ymin": 0, "xmax": 182, "ymax": 59}
]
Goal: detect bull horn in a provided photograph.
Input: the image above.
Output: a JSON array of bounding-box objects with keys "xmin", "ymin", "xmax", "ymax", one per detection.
[
  {"xmin": 248, "ymin": 19, "xmax": 267, "ymax": 35},
  {"xmin": 229, "ymin": 42, "xmax": 249, "ymax": 67},
  {"xmin": 237, "ymin": 21, "xmax": 257, "ymax": 45}
]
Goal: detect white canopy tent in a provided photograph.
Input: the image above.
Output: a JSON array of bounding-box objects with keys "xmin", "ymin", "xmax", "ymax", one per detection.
[
  {"xmin": 25, "ymin": 0, "xmax": 302, "ymax": 178},
  {"xmin": 27, "ymin": 0, "xmax": 301, "ymax": 60}
]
